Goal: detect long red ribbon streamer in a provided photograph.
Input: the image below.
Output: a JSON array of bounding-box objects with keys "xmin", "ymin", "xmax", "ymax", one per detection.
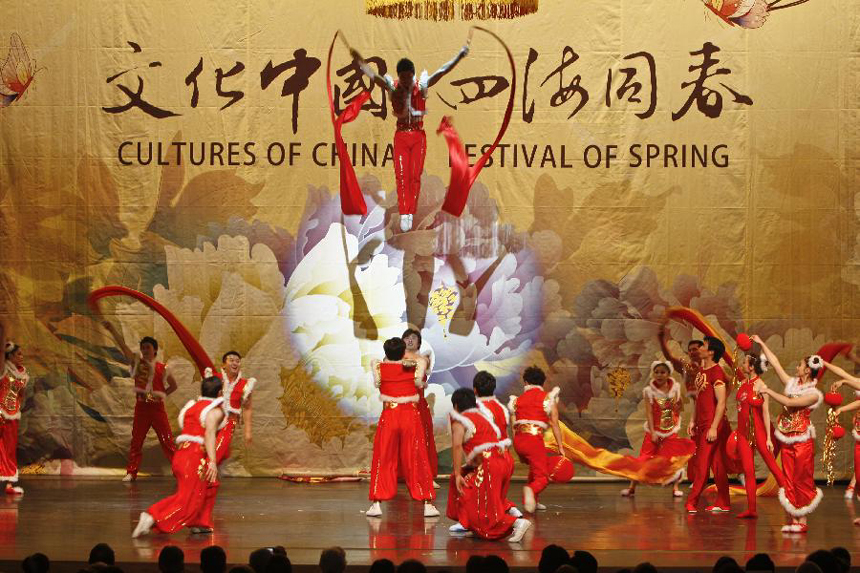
[
  {"xmin": 88, "ymin": 286, "xmax": 214, "ymax": 377},
  {"xmin": 438, "ymin": 26, "xmax": 516, "ymax": 217},
  {"xmin": 327, "ymin": 32, "xmax": 369, "ymax": 216},
  {"xmin": 665, "ymin": 306, "xmax": 735, "ymax": 369}
]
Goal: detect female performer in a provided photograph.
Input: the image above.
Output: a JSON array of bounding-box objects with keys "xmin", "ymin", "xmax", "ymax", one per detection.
[
  {"xmin": 735, "ymin": 353, "xmax": 785, "ymax": 519},
  {"xmin": 402, "ymin": 328, "xmax": 438, "ymax": 488},
  {"xmin": 0, "ymin": 320, "xmax": 26, "ymax": 495},
  {"xmin": 752, "ymin": 335, "xmax": 823, "ymax": 533},
  {"xmin": 621, "ymin": 361, "xmax": 690, "ymax": 498}
]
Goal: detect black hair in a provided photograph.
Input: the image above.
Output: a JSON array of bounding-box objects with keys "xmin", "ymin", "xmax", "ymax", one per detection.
[
  {"xmin": 703, "ymin": 336, "xmax": 725, "ymax": 362},
  {"xmin": 264, "ymin": 555, "xmax": 291, "ymax": 573},
  {"xmin": 570, "ymin": 551, "xmax": 598, "ymax": 573},
  {"xmin": 158, "ymin": 546, "xmax": 184, "ymax": 573},
  {"xmin": 451, "ymin": 387, "xmax": 477, "ymax": 413},
  {"xmin": 805, "ymin": 551, "xmax": 840, "ymax": 573},
  {"xmin": 396, "ymin": 58, "xmax": 415, "ymax": 75},
  {"xmin": 745, "ymin": 553, "xmax": 775, "ymax": 573},
  {"xmin": 402, "ymin": 328, "xmax": 422, "ymax": 348},
  {"xmin": 4, "ymin": 342, "xmax": 20, "ymax": 361},
  {"xmin": 140, "ymin": 336, "xmax": 159, "ymax": 353},
  {"xmin": 523, "ymin": 365, "xmax": 546, "ymax": 386},
  {"xmin": 482, "ymin": 556, "xmax": 509, "ymax": 573},
  {"xmin": 222, "ymin": 351, "xmax": 241, "ymax": 364},
  {"xmin": 201, "ymin": 376, "xmax": 223, "ymax": 398},
  {"xmin": 538, "ymin": 545, "xmax": 570, "ymax": 573},
  {"xmin": 652, "ymin": 362, "xmax": 671, "ymax": 374},
  {"xmin": 88, "ymin": 544, "xmax": 115, "ymax": 566},
  {"xmin": 466, "ymin": 556, "xmax": 485, "ymax": 573},
  {"xmin": 318, "ymin": 548, "xmax": 346, "ymax": 573},
  {"xmin": 632, "ymin": 564, "xmax": 658, "ymax": 573},
  {"xmin": 383, "ymin": 337, "xmax": 407, "ymax": 361},
  {"xmin": 688, "ymin": 340, "xmax": 704, "ymax": 349},
  {"xmin": 830, "ymin": 548, "xmax": 850, "ymax": 573},
  {"xmin": 746, "ymin": 353, "xmax": 765, "ymax": 376},
  {"xmin": 201, "ymin": 547, "xmax": 227, "ymax": 573},
  {"xmin": 248, "ymin": 549, "xmax": 273, "ymax": 573},
  {"xmin": 21, "ymin": 553, "xmax": 50, "ymax": 573},
  {"xmin": 369, "ymin": 560, "xmax": 395, "ymax": 573},
  {"xmin": 473, "ymin": 371, "xmax": 497, "ymax": 397},
  {"xmin": 712, "ymin": 557, "xmax": 737, "ymax": 573}
]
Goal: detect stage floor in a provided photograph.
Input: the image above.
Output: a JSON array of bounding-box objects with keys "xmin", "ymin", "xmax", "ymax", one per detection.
[{"xmin": 0, "ymin": 478, "xmax": 858, "ymax": 571}]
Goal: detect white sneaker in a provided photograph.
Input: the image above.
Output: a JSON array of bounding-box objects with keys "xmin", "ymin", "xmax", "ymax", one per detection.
[
  {"xmin": 366, "ymin": 502, "xmax": 382, "ymax": 517},
  {"xmin": 620, "ymin": 488, "xmax": 634, "ymax": 497},
  {"xmin": 122, "ymin": 473, "xmax": 135, "ymax": 482},
  {"xmin": 508, "ymin": 518, "xmax": 531, "ymax": 543},
  {"xmin": 523, "ymin": 486, "xmax": 536, "ymax": 513},
  {"xmin": 132, "ymin": 512, "xmax": 154, "ymax": 538},
  {"xmin": 4, "ymin": 485, "xmax": 23, "ymax": 495},
  {"xmin": 449, "ymin": 522, "xmax": 468, "ymax": 533},
  {"xmin": 507, "ymin": 507, "xmax": 523, "ymax": 518},
  {"xmin": 845, "ymin": 486, "xmax": 855, "ymax": 499},
  {"xmin": 432, "ymin": 481, "xmax": 441, "ymax": 489},
  {"xmin": 424, "ymin": 502, "xmax": 440, "ymax": 517},
  {"xmin": 536, "ymin": 502, "xmax": 547, "ymax": 511}
]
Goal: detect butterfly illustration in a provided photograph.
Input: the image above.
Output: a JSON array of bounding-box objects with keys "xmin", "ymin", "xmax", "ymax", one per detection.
[
  {"xmin": 702, "ymin": 0, "xmax": 812, "ymax": 29},
  {"xmin": 0, "ymin": 33, "xmax": 39, "ymax": 108}
]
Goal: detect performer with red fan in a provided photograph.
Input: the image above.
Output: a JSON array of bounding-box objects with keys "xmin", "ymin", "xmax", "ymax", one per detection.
[
  {"xmin": 101, "ymin": 321, "xmax": 178, "ymax": 482},
  {"xmin": 0, "ymin": 320, "xmax": 26, "ymax": 495},
  {"xmin": 752, "ymin": 335, "xmax": 823, "ymax": 533},
  {"xmin": 621, "ymin": 360, "xmax": 694, "ymax": 499}
]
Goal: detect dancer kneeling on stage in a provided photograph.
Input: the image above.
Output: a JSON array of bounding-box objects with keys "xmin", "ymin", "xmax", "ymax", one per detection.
[
  {"xmin": 752, "ymin": 335, "xmax": 823, "ymax": 534},
  {"xmin": 621, "ymin": 360, "xmax": 689, "ymax": 498},
  {"xmin": 367, "ymin": 337, "xmax": 439, "ymax": 518},
  {"xmin": 509, "ymin": 366, "xmax": 566, "ymax": 513},
  {"xmin": 132, "ymin": 376, "xmax": 225, "ymax": 538},
  {"xmin": 449, "ymin": 388, "xmax": 530, "ymax": 542}
]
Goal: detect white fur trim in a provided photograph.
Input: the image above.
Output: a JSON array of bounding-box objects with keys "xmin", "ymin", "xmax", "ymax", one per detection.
[
  {"xmin": 0, "ymin": 411, "xmax": 21, "ymax": 421},
  {"xmin": 643, "ymin": 379, "xmax": 681, "ymax": 402},
  {"xmin": 644, "ymin": 420, "xmax": 682, "ymax": 439},
  {"xmin": 855, "ymin": 390, "xmax": 860, "ymax": 399},
  {"xmin": 450, "ymin": 410, "xmax": 477, "ymax": 441},
  {"xmin": 175, "ymin": 435, "xmax": 204, "ymax": 445},
  {"xmin": 204, "ymin": 367, "xmax": 214, "ymax": 378},
  {"xmin": 478, "ymin": 396, "xmax": 511, "ymax": 426},
  {"xmin": 778, "ymin": 486, "xmax": 823, "ymax": 517},
  {"xmin": 774, "ymin": 425, "xmax": 816, "ymax": 445},
  {"xmin": 785, "ymin": 378, "xmax": 823, "ymax": 410},
  {"xmin": 543, "ymin": 387, "xmax": 561, "ymax": 415},
  {"xmin": 4, "ymin": 363, "xmax": 28, "ymax": 383},
  {"xmin": 759, "ymin": 354, "xmax": 770, "ymax": 373},
  {"xmin": 177, "ymin": 399, "xmax": 196, "ymax": 428},
  {"xmin": 0, "ymin": 470, "xmax": 18, "ymax": 482},
  {"xmin": 514, "ymin": 419, "xmax": 548, "ymax": 429},
  {"xmin": 380, "ymin": 394, "xmax": 419, "ymax": 404},
  {"xmin": 807, "ymin": 355, "xmax": 824, "ymax": 371},
  {"xmin": 661, "ymin": 468, "xmax": 684, "ymax": 486},
  {"xmin": 200, "ymin": 397, "xmax": 225, "ymax": 429},
  {"xmin": 853, "ymin": 429, "xmax": 860, "ymax": 442},
  {"xmin": 476, "ymin": 402, "xmax": 502, "ymax": 439},
  {"xmin": 242, "ymin": 378, "xmax": 256, "ymax": 402},
  {"xmin": 507, "ymin": 395, "xmax": 517, "ymax": 412},
  {"xmin": 650, "ymin": 360, "xmax": 674, "ymax": 374},
  {"xmin": 464, "ymin": 439, "xmax": 513, "ymax": 464},
  {"xmin": 131, "ymin": 355, "xmax": 156, "ymax": 393}
]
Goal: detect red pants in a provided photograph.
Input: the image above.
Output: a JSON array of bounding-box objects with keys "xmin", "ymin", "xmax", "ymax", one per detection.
[
  {"xmin": 127, "ymin": 400, "xmax": 176, "ymax": 476},
  {"xmin": 0, "ymin": 419, "xmax": 18, "ymax": 481},
  {"xmin": 686, "ymin": 423, "xmax": 730, "ymax": 508},
  {"xmin": 454, "ymin": 451, "xmax": 517, "ymax": 540},
  {"xmin": 369, "ymin": 403, "xmax": 435, "ymax": 502},
  {"xmin": 417, "ymin": 395, "xmax": 438, "ymax": 478},
  {"xmin": 737, "ymin": 416, "xmax": 785, "ymax": 513},
  {"xmin": 148, "ymin": 442, "xmax": 210, "ymax": 533},
  {"xmin": 447, "ymin": 449, "xmax": 515, "ymax": 520},
  {"xmin": 190, "ymin": 417, "xmax": 238, "ymax": 529},
  {"xmin": 855, "ymin": 440, "xmax": 860, "ymax": 487},
  {"xmin": 513, "ymin": 431, "xmax": 549, "ymax": 497},
  {"xmin": 393, "ymin": 130, "xmax": 426, "ymax": 215},
  {"xmin": 780, "ymin": 438, "xmax": 820, "ymax": 516}
]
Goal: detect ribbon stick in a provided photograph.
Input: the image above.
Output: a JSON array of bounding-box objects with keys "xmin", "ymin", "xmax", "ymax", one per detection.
[
  {"xmin": 438, "ymin": 26, "xmax": 516, "ymax": 217},
  {"xmin": 327, "ymin": 31, "xmax": 369, "ymax": 216},
  {"xmin": 88, "ymin": 286, "xmax": 214, "ymax": 377}
]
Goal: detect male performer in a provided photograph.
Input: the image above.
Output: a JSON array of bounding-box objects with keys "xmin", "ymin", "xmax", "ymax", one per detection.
[
  {"xmin": 685, "ymin": 336, "xmax": 732, "ymax": 513},
  {"xmin": 102, "ymin": 321, "xmax": 177, "ymax": 481},
  {"xmin": 402, "ymin": 328, "xmax": 438, "ymax": 488},
  {"xmin": 132, "ymin": 375, "xmax": 224, "ymax": 537},
  {"xmin": 509, "ymin": 366, "xmax": 565, "ymax": 513},
  {"xmin": 188, "ymin": 351, "xmax": 256, "ymax": 533},
  {"xmin": 351, "ymin": 44, "xmax": 469, "ymax": 231},
  {"xmin": 449, "ymin": 371, "xmax": 521, "ymax": 533},
  {"xmin": 367, "ymin": 337, "xmax": 439, "ymax": 518},
  {"xmin": 449, "ymin": 388, "xmax": 531, "ymax": 542}
]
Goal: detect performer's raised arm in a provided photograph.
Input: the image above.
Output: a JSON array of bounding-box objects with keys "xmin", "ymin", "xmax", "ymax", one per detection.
[
  {"xmin": 350, "ymin": 49, "xmax": 395, "ymax": 93},
  {"xmin": 658, "ymin": 322, "xmax": 685, "ymax": 373},
  {"xmin": 102, "ymin": 320, "xmax": 135, "ymax": 363},
  {"xmin": 421, "ymin": 44, "xmax": 470, "ymax": 92},
  {"xmin": 751, "ymin": 335, "xmax": 792, "ymax": 387},
  {"xmin": 821, "ymin": 360, "xmax": 860, "ymax": 390}
]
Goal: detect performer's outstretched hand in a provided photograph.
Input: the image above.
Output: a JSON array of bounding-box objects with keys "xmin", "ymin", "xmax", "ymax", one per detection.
[
  {"xmin": 205, "ymin": 460, "xmax": 218, "ymax": 483},
  {"xmin": 687, "ymin": 420, "xmax": 695, "ymax": 437},
  {"xmin": 706, "ymin": 427, "xmax": 717, "ymax": 442},
  {"xmin": 455, "ymin": 473, "xmax": 467, "ymax": 494}
]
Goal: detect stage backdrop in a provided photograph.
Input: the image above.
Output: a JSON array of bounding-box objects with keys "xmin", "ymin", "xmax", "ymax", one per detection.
[{"xmin": 0, "ymin": 0, "xmax": 858, "ymax": 479}]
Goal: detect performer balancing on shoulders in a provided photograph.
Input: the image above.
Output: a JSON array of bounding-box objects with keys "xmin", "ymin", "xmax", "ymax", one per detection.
[
  {"xmin": 367, "ymin": 337, "xmax": 439, "ymax": 518},
  {"xmin": 102, "ymin": 321, "xmax": 178, "ymax": 481},
  {"xmin": 351, "ymin": 43, "xmax": 469, "ymax": 232},
  {"xmin": 0, "ymin": 319, "xmax": 27, "ymax": 495}
]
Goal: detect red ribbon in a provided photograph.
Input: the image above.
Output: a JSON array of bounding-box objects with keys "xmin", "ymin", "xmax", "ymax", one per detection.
[
  {"xmin": 327, "ymin": 32, "xmax": 369, "ymax": 216},
  {"xmin": 665, "ymin": 306, "xmax": 735, "ymax": 369},
  {"xmin": 438, "ymin": 27, "xmax": 516, "ymax": 217},
  {"xmin": 88, "ymin": 286, "xmax": 214, "ymax": 377}
]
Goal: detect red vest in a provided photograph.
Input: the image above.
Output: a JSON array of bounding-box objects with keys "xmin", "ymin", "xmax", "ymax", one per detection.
[
  {"xmin": 0, "ymin": 366, "xmax": 27, "ymax": 420},
  {"xmin": 511, "ymin": 385, "xmax": 558, "ymax": 428},
  {"xmin": 452, "ymin": 409, "xmax": 506, "ymax": 464},
  {"xmin": 376, "ymin": 362, "xmax": 422, "ymax": 402},
  {"xmin": 132, "ymin": 357, "xmax": 167, "ymax": 400},
  {"xmin": 643, "ymin": 379, "xmax": 681, "ymax": 437},
  {"xmin": 775, "ymin": 378, "xmax": 822, "ymax": 444},
  {"xmin": 478, "ymin": 397, "xmax": 509, "ymax": 437},
  {"xmin": 693, "ymin": 364, "xmax": 727, "ymax": 427},
  {"xmin": 177, "ymin": 397, "xmax": 224, "ymax": 444},
  {"xmin": 219, "ymin": 371, "xmax": 255, "ymax": 416},
  {"xmin": 394, "ymin": 81, "xmax": 426, "ymax": 130}
]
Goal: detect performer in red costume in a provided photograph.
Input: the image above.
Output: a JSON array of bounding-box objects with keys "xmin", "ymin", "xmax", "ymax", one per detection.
[
  {"xmin": 685, "ymin": 336, "xmax": 732, "ymax": 513},
  {"xmin": 350, "ymin": 45, "xmax": 469, "ymax": 231},
  {"xmin": 509, "ymin": 366, "xmax": 566, "ymax": 513},
  {"xmin": 659, "ymin": 323, "xmax": 703, "ymax": 484},
  {"xmin": 402, "ymin": 328, "xmax": 439, "ymax": 489},
  {"xmin": 102, "ymin": 321, "xmax": 178, "ymax": 481},
  {"xmin": 132, "ymin": 375, "xmax": 225, "ymax": 538},
  {"xmin": 188, "ymin": 351, "xmax": 256, "ymax": 534},
  {"xmin": 449, "ymin": 371, "xmax": 521, "ymax": 534},
  {"xmin": 0, "ymin": 320, "xmax": 26, "ymax": 495},
  {"xmin": 621, "ymin": 360, "xmax": 692, "ymax": 498},
  {"xmin": 367, "ymin": 337, "xmax": 439, "ymax": 518},
  {"xmin": 734, "ymin": 353, "xmax": 785, "ymax": 519},
  {"xmin": 449, "ymin": 388, "xmax": 531, "ymax": 542},
  {"xmin": 752, "ymin": 335, "xmax": 823, "ymax": 533}
]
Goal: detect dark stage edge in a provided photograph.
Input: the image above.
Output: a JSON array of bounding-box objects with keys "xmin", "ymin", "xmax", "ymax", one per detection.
[{"xmin": 1, "ymin": 478, "xmax": 859, "ymax": 573}]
